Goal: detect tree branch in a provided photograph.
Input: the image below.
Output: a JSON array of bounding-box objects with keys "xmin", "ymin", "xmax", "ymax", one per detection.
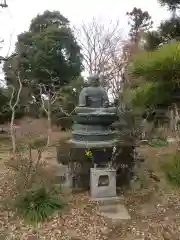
[
  {"xmin": 39, "ymin": 84, "xmax": 48, "ymax": 115},
  {"xmin": 0, "ymin": 0, "xmax": 8, "ymax": 8},
  {"xmin": 9, "ymin": 72, "xmax": 22, "ymax": 109},
  {"xmin": 75, "ymin": 18, "xmax": 126, "ymax": 98}
]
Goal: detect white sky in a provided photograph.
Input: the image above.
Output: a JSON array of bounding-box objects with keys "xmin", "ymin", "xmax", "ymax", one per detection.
[{"xmin": 0, "ymin": 0, "xmax": 170, "ymax": 57}]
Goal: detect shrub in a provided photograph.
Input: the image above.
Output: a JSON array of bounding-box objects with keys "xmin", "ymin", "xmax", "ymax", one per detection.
[
  {"xmin": 27, "ymin": 136, "xmax": 47, "ymax": 149},
  {"xmin": 125, "ymin": 82, "xmax": 171, "ymax": 109},
  {"xmin": 15, "ymin": 185, "xmax": 65, "ymax": 224},
  {"xmin": 7, "ymin": 137, "xmax": 47, "ymax": 190},
  {"xmin": 148, "ymin": 138, "xmax": 168, "ymax": 148},
  {"xmin": 130, "ymin": 42, "xmax": 180, "ymax": 84},
  {"xmin": 161, "ymin": 152, "xmax": 180, "ymax": 186},
  {"xmin": 5, "ymin": 136, "xmax": 68, "ymax": 224},
  {"xmin": 52, "ymin": 111, "xmax": 73, "ymax": 130},
  {"xmin": 127, "ymin": 42, "xmax": 180, "ymax": 108}
]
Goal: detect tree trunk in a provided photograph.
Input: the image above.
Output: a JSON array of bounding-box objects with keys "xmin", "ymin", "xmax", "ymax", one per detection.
[
  {"xmin": 169, "ymin": 108, "xmax": 174, "ymax": 132},
  {"xmin": 172, "ymin": 7, "xmax": 176, "ymax": 19},
  {"xmin": 10, "ymin": 109, "xmax": 16, "ymax": 154},
  {"xmin": 47, "ymin": 101, "xmax": 52, "ymax": 146}
]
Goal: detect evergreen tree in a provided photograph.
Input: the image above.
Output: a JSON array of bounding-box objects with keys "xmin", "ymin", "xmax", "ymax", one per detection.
[
  {"xmin": 3, "ymin": 11, "xmax": 83, "ymax": 98},
  {"xmin": 158, "ymin": 0, "xmax": 180, "ymax": 17},
  {"xmin": 146, "ymin": 0, "xmax": 180, "ymax": 50},
  {"xmin": 127, "ymin": 7, "xmax": 153, "ymax": 43}
]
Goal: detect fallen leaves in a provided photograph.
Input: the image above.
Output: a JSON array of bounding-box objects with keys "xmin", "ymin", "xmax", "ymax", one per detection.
[{"xmin": 1, "ymin": 143, "xmax": 180, "ymax": 240}]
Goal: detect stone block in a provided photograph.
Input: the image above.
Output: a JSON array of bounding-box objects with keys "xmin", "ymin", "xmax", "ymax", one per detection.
[{"xmin": 90, "ymin": 168, "xmax": 116, "ymax": 199}]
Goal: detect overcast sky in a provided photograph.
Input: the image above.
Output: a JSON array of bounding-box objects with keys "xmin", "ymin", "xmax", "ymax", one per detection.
[{"xmin": 0, "ymin": 0, "xmax": 170, "ymax": 57}]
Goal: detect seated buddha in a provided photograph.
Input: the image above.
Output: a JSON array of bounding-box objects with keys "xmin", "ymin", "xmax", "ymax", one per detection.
[{"xmin": 78, "ymin": 74, "xmax": 109, "ymax": 108}]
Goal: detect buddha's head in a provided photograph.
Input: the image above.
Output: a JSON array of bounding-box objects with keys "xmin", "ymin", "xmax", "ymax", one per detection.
[{"xmin": 88, "ymin": 74, "xmax": 100, "ymax": 87}]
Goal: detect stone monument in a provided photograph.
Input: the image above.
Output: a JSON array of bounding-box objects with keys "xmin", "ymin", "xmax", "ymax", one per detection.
[
  {"xmin": 68, "ymin": 74, "xmax": 118, "ymax": 149},
  {"xmin": 68, "ymin": 74, "xmax": 118, "ymax": 197},
  {"xmin": 57, "ymin": 74, "xmax": 136, "ymax": 190}
]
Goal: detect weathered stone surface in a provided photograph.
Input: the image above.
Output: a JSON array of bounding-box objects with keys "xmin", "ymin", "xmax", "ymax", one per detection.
[
  {"xmin": 99, "ymin": 203, "xmax": 131, "ymax": 220},
  {"xmin": 57, "ymin": 73, "xmax": 136, "ymax": 189},
  {"xmin": 68, "ymin": 74, "xmax": 118, "ymax": 148}
]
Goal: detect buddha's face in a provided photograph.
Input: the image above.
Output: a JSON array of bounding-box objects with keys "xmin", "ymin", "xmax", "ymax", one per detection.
[{"xmin": 89, "ymin": 75, "xmax": 100, "ymax": 87}]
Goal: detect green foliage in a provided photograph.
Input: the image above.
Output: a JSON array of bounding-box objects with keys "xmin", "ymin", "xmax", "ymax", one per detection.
[
  {"xmin": 130, "ymin": 42, "xmax": 180, "ymax": 85},
  {"xmin": 15, "ymin": 185, "xmax": 65, "ymax": 224},
  {"xmin": 51, "ymin": 77, "xmax": 87, "ymax": 128},
  {"xmin": 0, "ymin": 88, "xmax": 11, "ymax": 123},
  {"xmin": 55, "ymin": 77, "xmax": 87, "ymax": 112},
  {"xmin": 145, "ymin": 14, "xmax": 180, "ymax": 50},
  {"xmin": 126, "ymin": 83, "xmax": 155, "ymax": 108},
  {"xmin": 3, "ymin": 10, "xmax": 83, "ymax": 98},
  {"xmin": 6, "ymin": 136, "xmax": 69, "ymax": 224},
  {"xmin": 161, "ymin": 152, "xmax": 180, "ymax": 186},
  {"xmin": 127, "ymin": 2, "xmax": 180, "ymax": 109},
  {"xmin": 146, "ymin": 18, "xmax": 180, "ymax": 50},
  {"xmin": 159, "ymin": 18, "xmax": 180, "ymax": 41},
  {"xmin": 0, "ymin": 87, "xmax": 25, "ymax": 123},
  {"xmin": 124, "ymin": 82, "xmax": 171, "ymax": 109},
  {"xmin": 125, "ymin": 1, "xmax": 180, "ymax": 110},
  {"xmin": 29, "ymin": 10, "xmax": 69, "ymax": 33},
  {"xmin": 158, "ymin": 0, "xmax": 180, "ymax": 10},
  {"xmin": 28, "ymin": 137, "xmax": 47, "ymax": 149},
  {"xmin": 127, "ymin": 42, "xmax": 179, "ymax": 107},
  {"xmin": 3, "ymin": 11, "xmax": 83, "ymax": 120},
  {"xmin": 144, "ymin": 31, "xmax": 163, "ymax": 51},
  {"xmin": 127, "ymin": 7, "xmax": 153, "ymax": 42},
  {"xmin": 148, "ymin": 138, "xmax": 168, "ymax": 148}
]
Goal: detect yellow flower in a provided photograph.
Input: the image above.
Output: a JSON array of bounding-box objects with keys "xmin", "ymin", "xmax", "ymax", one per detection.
[{"xmin": 85, "ymin": 150, "xmax": 92, "ymax": 157}]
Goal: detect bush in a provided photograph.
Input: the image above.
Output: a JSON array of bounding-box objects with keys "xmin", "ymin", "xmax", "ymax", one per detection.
[
  {"xmin": 7, "ymin": 137, "xmax": 49, "ymax": 191},
  {"xmin": 161, "ymin": 152, "xmax": 180, "ymax": 186},
  {"xmin": 52, "ymin": 111, "xmax": 73, "ymax": 130},
  {"xmin": 15, "ymin": 185, "xmax": 65, "ymax": 224},
  {"xmin": 124, "ymin": 82, "xmax": 171, "ymax": 109},
  {"xmin": 5, "ymin": 137, "xmax": 69, "ymax": 224},
  {"xmin": 130, "ymin": 42, "xmax": 180, "ymax": 84},
  {"xmin": 27, "ymin": 136, "xmax": 47, "ymax": 149},
  {"xmin": 125, "ymin": 42, "xmax": 176, "ymax": 108},
  {"xmin": 148, "ymin": 138, "xmax": 168, "ymax": 148}
]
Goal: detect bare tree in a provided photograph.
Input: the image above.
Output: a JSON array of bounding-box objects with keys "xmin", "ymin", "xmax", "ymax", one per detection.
[
  {"xmin": 107, "ymin": 40, "xmax": 134, "ymax": 99},
  {"xmin": 75, "ymin": 18, "xmax": 127, "ymax": 98},
  {"xmin": 9, "ymin": 72, "xmax": 22, "ymax": 154},
  {"xmin": 39, "ymin": 70, "xmax": 57, "ymax": 146}
]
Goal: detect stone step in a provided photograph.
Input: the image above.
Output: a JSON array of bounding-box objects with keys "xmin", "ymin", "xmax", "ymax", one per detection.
[
  {"xmin": 99, "ymin": 203, "xmax": 131, "ymax": 220},
  {"xmin": 90, "ymin": 196, "xmax": 131, "ymax": 220},
  {"xmin": 90, "ymin": 196, "xmax": 124, "ymax": 205}
]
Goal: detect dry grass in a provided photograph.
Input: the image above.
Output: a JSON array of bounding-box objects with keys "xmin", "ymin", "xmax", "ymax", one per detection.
[{"xmin": 0, "ymin": 117, "xmax": 71, "ymax": 145}]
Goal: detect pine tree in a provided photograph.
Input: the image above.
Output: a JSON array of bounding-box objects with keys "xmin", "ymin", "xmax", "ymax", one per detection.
[
  {"xmin": 145, "ymin": 0, "xmax": 180, "ymax": 50},
  {"xmin": 127, "ymin": 7, "xmax": 153, "ymax": 43}
]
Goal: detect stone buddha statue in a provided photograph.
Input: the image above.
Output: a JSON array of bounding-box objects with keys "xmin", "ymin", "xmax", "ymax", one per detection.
[
  {"xmin": 78, "ymin": 74, "xmax": 109, "ymax": 108},
  {"xmin": 69, "ymin": 73, "xmax": 118, "ymax": 149}
]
